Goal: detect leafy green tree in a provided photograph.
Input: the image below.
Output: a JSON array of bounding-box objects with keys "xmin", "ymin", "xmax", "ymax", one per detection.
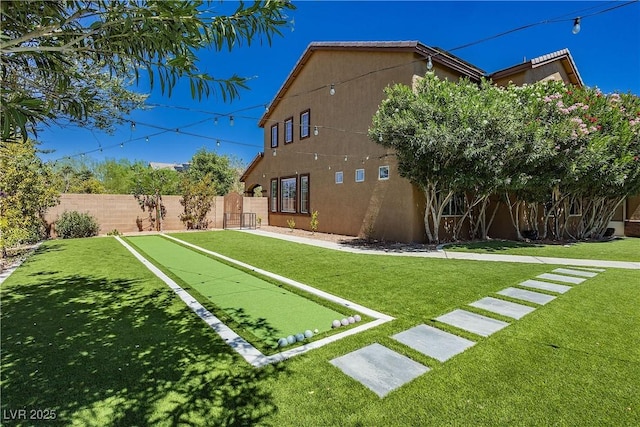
[
  {"xmin": 1, "ymin": 0, "xmax": 295, "ymax": 140},
  {"xmin": 179, "ymin": 173, "xmax": 217, "ymax": 229},
  {"xmin": 0, "ymin": 140, "xmax": 59, "ymax": 257},
  {"xmin": 187, "ymin": 148, "xmax": 236, "ymax": 195}
]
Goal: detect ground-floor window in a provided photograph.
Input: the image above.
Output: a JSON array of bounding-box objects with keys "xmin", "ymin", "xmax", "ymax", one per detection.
[
  {"xmin": 300, "ymin": 174, "xmax": 310, "ymax": 213},
  {"xmin": 443, "ymin": 193, "xmax": 465, "ymax": 216},
  {"xmin": 280, "ymin": 176, "xmax": 297, "ymax": 213},
  {"xmin": 270, "ymin": 179, "xmax": 278, "ymax": 212}
]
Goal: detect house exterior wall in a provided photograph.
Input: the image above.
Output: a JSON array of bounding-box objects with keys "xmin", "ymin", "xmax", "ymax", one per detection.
[
  {"xmin": 491, "ymin": 61, "xmax": 572, "ymax": 87},
  {"xmin": 243, "ymin": 49, "xmax": 471, "ymax": 242},
  {"xmin": 44, "ymin": 193, "xmax": 266, "ymax": 236}
]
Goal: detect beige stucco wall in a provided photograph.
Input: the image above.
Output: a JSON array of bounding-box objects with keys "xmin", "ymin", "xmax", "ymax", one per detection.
[
  {"xmin": 244, "ymin": 49, "xmax": 473, "ymax": 242},
  {"xmin": 492, "ymin": 61, "xmax": 572, "ymax": 87},
  {"xmin": 45, "ymin": 193, "xmax": 266, "ymax": 236}
]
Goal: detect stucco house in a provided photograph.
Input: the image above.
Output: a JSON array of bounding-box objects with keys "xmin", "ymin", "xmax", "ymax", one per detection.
[{"xmin": 241, "ymin": 41, "xmax": 639, "ymax": 242}]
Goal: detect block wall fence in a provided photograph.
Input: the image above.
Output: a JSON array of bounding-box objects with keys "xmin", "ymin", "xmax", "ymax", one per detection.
[{"xmin": 45, "ymin": 193, "xmax": 268, "ymax": 236}]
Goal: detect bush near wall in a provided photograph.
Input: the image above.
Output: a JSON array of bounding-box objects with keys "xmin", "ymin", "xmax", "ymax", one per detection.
[{"xmin": 55, "ymin": 211, "xmax": 100, "ymax": 238}]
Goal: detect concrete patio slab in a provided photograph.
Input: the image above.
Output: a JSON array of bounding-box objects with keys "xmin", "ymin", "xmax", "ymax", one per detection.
[
  {"xmin": 329, "ymin": 343, "xmax": 429, "ymax": 398},
  {"xmin": 469, "ymin": 297, "xmax": 536, "ymax": 320},
  {"xmin": 537, "ymin": 273, "xmax": 586, "ymax": 284},
  {"xmin": 392, "ymin": 324, "xmax": 476, "ymax": 362},
  {"xmin": 435, "ymin": 309, "xmax": 510, "ymax": 337},
  {"xmin": 518, "ymin": 279, "xmax": 572, "ymax": 294},
  {"xmin": 497, "ymin": 287, "xmax": 556, "ymax": 305},
  {"xmin": 552, "ymin": 268, "xmax": 598, "ymax": 278}
]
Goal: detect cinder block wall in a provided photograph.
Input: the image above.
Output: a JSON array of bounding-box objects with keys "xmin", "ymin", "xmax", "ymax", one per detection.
[{"xmin": 45, "ymin": 194, "xmax": 267, "ymax": 235}]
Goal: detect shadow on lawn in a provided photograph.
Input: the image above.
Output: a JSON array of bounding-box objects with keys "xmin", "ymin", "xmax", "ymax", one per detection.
[{"xmin": 1, "ymin": 273, "xmax": 287, "ymax": 426}]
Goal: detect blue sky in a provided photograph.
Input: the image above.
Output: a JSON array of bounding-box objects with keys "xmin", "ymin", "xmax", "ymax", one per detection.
[{"xmin": 38, "ymin": 0, "xmax": 640, "ymax": 167}]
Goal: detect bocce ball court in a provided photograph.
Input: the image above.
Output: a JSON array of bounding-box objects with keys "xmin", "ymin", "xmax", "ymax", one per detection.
[{"xmin": 125, "ymin": 235, "xmax": 349, "ymax": 348}]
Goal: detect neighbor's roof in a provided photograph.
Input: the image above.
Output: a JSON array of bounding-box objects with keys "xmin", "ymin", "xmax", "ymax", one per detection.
[
  {"xmin": 489, "ymin": 48, "xmax": 583, "ymax": 86},
  {"xmin": 148, "ymin": 162, "xmax": 190, "ymax": 171},
  {"xmin": 258, "ymin": 41, "xmax": 486, "ymax": 127}
]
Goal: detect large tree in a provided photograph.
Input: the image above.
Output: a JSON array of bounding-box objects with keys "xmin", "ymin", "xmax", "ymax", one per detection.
[
  {"xmin": 0, "ymin": 140, "xmax": 59, "ymax": 257},
  {"xmin": 1, "ymin": 0, "xmax": 295, "ymax": 140}
]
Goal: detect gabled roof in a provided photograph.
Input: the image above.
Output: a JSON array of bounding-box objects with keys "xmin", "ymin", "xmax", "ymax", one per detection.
[
  {"xmin": 258, "ymin": 41, "xmax": 486, "ymax": 128},
  {"xmin": 240, "ymin": 152, "xmax": 264, "ymax": 182},
  {"xmin": 489, "ymin": 48, "xmax": 583, "ymax": 86}
]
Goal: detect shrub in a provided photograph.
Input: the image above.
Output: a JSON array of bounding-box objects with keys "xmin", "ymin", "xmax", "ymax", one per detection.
[
  {"xmin": 286, "ymin": 218, "xmax": 295, "ymax": 231},
  {"xmin": 310, "ymin": 211, "xmax": 319, "ymax": 234},
  {"xmin": 56, "ymin": 211, "xmax": 100, "ymax": 239}
]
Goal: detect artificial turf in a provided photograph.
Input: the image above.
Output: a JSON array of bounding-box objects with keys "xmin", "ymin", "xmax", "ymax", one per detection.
[
  {"xmin": 124, "ymin": 235, "xmax": 345, "ymax": 345},
  {"xmin": 2, "ymin": 234, "xmax": 638, "ymax": 426}
]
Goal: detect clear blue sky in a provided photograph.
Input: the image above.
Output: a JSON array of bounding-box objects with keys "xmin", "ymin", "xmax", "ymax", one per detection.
[{"xmin": 37, "ymin": 0, "xmax": 640, "ymax": 167}]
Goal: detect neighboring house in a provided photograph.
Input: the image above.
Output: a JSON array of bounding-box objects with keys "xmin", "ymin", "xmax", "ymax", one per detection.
[
  {"xmin": 240, "ymin": 41, "xmax": 638, "ymax": 242},
  {"xmin": 149, "ymin": 161, "xmax": 190, "ymax": 172}
]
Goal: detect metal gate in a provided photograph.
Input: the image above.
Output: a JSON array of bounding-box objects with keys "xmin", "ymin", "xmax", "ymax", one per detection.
[{"xmin": 222, "ymin": 193, "xmax": 256, "ymax": 229}]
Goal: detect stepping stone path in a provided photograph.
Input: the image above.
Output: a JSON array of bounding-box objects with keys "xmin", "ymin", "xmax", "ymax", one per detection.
[
  {"xmin": 329, "ymin": 343, "xmax": 430, "ymax": 398},
  {"xmin": 469, "ymin": 296, "xmax": 535, "ymax": 320},
  {"xmin": 392, "ymin": 324, "xmax": 475, "ymax": 362},
  {"xmin": 330, "ymin": 266, "xmax": 603, "ymax": 397}
]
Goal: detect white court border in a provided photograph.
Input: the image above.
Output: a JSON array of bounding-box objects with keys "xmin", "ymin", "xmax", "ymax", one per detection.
[{"xmin": 115, "ymin": 235, "xmax": 394, "ymax": 368}]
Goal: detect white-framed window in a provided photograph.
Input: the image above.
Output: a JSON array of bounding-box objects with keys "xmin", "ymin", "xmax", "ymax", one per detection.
[
  {"xmin": 569, "ymin": 197, "xmax": 582, "ymax": 216},
  {"xmin": 300, "ymin": 174, "xmax": 309, "ymax": 214},
  {"xmin": 271, "ymin": 124, "xmax": 278, "ymax": 148},
  {"xmin": 442, "ymin": 193, "xmax": 465, "ymax": 217},
  {"xmin": 284, "ymin": 117, "xmax": 293, "ymax": 144},
  {"xmin": 335, "ymin": 171, "xmax": 343, "ymax": 184},
  {"xmin": 280, "ymin": 177, "xmax": 297, "ymax": 213},
  {"xmin": 355, "ymin": 169, "xmax": 365, "ymax": 182},
  {"xmin": 378, "ymin": 165, "xmax": 390, "ymax": 180},
  {"xmin": 270, "ymin": 179, "xmax": 278, "ymax": 212},
  {"xmin": 300, "ymin": 110, "xmax": 310, "ymax": 139}
]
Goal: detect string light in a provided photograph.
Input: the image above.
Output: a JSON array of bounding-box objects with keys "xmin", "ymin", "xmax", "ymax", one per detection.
[
  {"xmin": 216, "ymin": 139, "xmax": 220, "ymax": 147},
  {"xmin": 314, "ymin": 125, "xmax": 319, "ymax": 136},
  {"xmin": 314, "ymin": 153, "xmax": 318, "ymax": 160},
  {"xmin": 272, "ymin": 149, "xmax": 277, "ymax": 156},
  {"xmin": 145, "ymin": 136, "xmax": 149, "ymax": 142},
  {"xmin": 329, "ymin": 84, "xmax": 335, "ymax": 96},
  {"xmin": 572, "ymin": 17, "xmax": 581, "ymax": 34},
  {"xmin": 214, "ymin": 117, "xmax": 218, "ymax": 125},
  {"xmin": 120, "ymin": 142, "xmax": 124, "ymax": 148},
  {"xmin": 130, "ymin": 122, "xmax": 136, "ymax": 131},
  {"xmin": 229, "ymin": 116, "xmax": 234, "ymax": 126},
  {"xmin": 426, "ymin": 55, "xmax": 433, "ymax": 70}
]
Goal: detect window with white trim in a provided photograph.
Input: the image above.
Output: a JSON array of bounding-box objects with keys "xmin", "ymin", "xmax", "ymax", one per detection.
[
  {"xmin": 442, "ymin": 193, "xmax": 465, "ymax": 216},
  {"xmin": 378, "ymin": 165, "xmax": 390, "ymax": 180},
  {"xmin": 284, "ymin": 117, "xmax": 293, "ymax": 144},
  {"xmin": 335, "ymin": 171, "xmax": 343, "ymax": 184},
  {"xmin": 280, "ymin": 177, "xmax": 297, "ymax": 213},
  {"xmin": 355, "ymin": 169, "xmax": 365, "ymax": 182}
]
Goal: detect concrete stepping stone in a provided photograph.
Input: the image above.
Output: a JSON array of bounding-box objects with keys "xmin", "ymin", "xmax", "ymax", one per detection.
[
  {"xmin": 469, "ymin": 297, "xmax": 536, "ymax": 320},
  {"xmin": 435, "ymin": 309, "xmax": 509, "ymax": 337},
  {"xmin": 497, "ymin": 287, "xmax": 556, "ymax": 305},
  {"xmin": 537, "ymin": 273, "xmax": 586, "ymax": 284},
  {"xmin": 518, "ymin": 279, "xmax": 572, "ymax": 294},
  {"xmin": 552, "ymin": 268, "xmax": 598, "ymax": 278},
  {"xmin": 329, "ymin": 343, "xmax": 429, "ymax": 398},
  {"xmin": 568, "ymin": 267, "xmax": 606, "ymax": 272},
  {"xmin": 392, "ymin": 324, "xmax": 475, "ymax": 362}
]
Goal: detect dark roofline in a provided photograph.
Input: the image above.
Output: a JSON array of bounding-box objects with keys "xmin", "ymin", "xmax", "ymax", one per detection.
[
  {"xmin": 258, "ymin": 41, "xmax": 486, "ymax": 127},
  {"xmin": 240, "ymin": 152, "xmax": 264, "ymax": 182},
  {"xmin": 489, "ymin": 48, "xmax": 583, "ymax": 86}
]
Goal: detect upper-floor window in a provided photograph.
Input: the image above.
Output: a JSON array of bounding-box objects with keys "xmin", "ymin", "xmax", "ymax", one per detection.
[
  {"xmin": 271, "ymin": 124, "xmax": 278, "ymax": 148},
  {"xmin": 284, "ymin": 117, "xmax": 293, "ymax": 144},
  {"xmin": 300, "ymin": 110, "xmax": 311, "ymax": 140},
  {"xmin": 355, "ymin": 169, "xmax": 365, "ymax": 182},
  {"xmin": 335, "ymin": 171, "xmax": 343, "ymax": 184}
]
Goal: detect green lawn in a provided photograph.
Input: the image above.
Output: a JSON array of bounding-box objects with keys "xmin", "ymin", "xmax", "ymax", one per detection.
[
  {"xmin": 1, "ymin": 232, "xmax": 639, "ymax": 426},
  {"xmin": 444, "ymin": 237, "xmax": 640, "ymax": 262}
]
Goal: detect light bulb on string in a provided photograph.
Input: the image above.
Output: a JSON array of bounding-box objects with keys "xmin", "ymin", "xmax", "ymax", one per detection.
[
  {"xmin": 426, "ymin": 55, "xmax": 433, "ymax": 70},
  {"xmin": 130, "ymin": 122, "xmax": 136, "ymax": 131},
  {"xmin": 214, "ymin": 117, "xmax": 218, "ymax": 125},
  {"xmin": 120, "ymin": 142, "xmax": 124, "ymax": 148},
  {"xmin": 272, "ymin": 149, "xmax": 277, "ymax": 156},
  {"xmin": 229, "ymin": 116, "xmax": 234, "ymax": 126},
  {"xmin": 145, "ymin": 136, "xmax": 149, "ymax": 143},
  {"xmin": 314, "ymin": 153, "xmax": 318, "ymax": 160},
  {"xmin": 329, "ymin": 84, "xmax": 335, "ymax": 96},
  {"xmin": 344, "ymin": 155, "xmax": 348, "ymax": 162},
  {"xmin": 314, "ymin": 126, "xmax": 319, "ymax": 136},
  {"xmin": 216, "ymin": 139, "xmax": 220, "ymax": 147},
  {"xmin": 572, "ymin": 17, "xmax": 581, "ymax": 34}
]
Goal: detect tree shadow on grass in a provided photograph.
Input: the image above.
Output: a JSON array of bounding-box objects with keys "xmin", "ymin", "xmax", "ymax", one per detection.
[
  {"xmin": 1, "ymin": 273, "xmax": 288, "ymax": 426},
  {"xmin": 445, "ymin": 240, "xmax": 544, "ymax": 252}
]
